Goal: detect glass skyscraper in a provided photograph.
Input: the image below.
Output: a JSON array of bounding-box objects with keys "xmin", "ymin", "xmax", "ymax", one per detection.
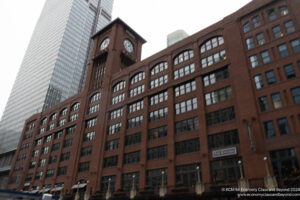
[{"xmin": 0, "ymin": 0, "xmax": 114, "ymax": 188}]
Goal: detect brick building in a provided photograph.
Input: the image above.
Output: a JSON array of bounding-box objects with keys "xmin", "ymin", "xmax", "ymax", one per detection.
[{"xmin": 7, "ymin": 0, "xmax": 300, "ymax": 199}]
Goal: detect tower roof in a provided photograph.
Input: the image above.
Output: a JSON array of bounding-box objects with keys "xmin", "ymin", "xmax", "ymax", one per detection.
[{"xmin": 92, "ymin": 18, "xmax": 146, "ymax": 44}]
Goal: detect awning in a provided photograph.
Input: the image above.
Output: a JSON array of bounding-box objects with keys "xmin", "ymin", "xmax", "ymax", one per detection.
[
  {"xmin": 24, "ymin": 182, "xmax": 30, "ymax": 186},
  {"xmin": 71, "ymin": 183, "xmax": 87, "ymax": 189},
  {"xmin": 29, "ymin": 190, "xmax": 39, "ymax": 193},
  {"xmin": 39, "ymin": 188, "xmax": 50, "ymax": 193},
  {"xmin": 51, "ymin": 186, "xmax": 64, "ymax": 192}
]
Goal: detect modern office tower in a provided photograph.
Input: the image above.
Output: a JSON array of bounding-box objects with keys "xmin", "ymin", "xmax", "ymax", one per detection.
[
  {"xmin": 7, "ymin": 0, "xmax": 300, "ymax": 199},
  {"xmin": 167, "ymin": 29, "xmax": 189, "ymax": 46},
  {"xmin": 0, "ymin": 0, "xmax": 113, "ymax": 189}
]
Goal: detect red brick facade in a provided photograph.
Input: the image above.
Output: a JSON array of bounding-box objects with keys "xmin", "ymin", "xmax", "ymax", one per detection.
[{"xmin": 7, "ymin": 0, "xmax": 300, "ymax": 198}]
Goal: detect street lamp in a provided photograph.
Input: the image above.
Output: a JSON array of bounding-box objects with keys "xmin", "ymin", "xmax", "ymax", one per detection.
[
  {"xmin": 159, "ymin": 170, "xmax": 167, "ymax": 197},
  {"xmin": 195, "ymin": 166, "xmax": 205, "ymax": 195},
  {"xmin": 105, "ymin": 178, "xmax": 111, "ymax": 200},
  {"xmin": 263, "ymin": 156, "xmax": 277, "ymax": 189},
  {"xmin": 237, "ymin": 160, "xmax": 249, "ymax": 192},
  {"xmin": 130, "ymin": 175, "xmax": 136, "ymax": 199}
]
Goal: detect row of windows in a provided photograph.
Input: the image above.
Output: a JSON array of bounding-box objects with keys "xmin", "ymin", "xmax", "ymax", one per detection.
[
  {"xmin": 264, "ymin": 117, "xmax": 291, "ymax": 138},
  {"xmin": 175, "ymin": 97, "xmax": 197, "ymax": 115},
  {"xmin": 243, "ymin": 5, "xmax": 289, "ymax": 33},
  {"xmin": 149, "ymin": 107, "xmax": 168, "ymax": 122},
  {"xmin": 150, "ymin": 74, "xmax": 168, "ymax": 89},
  {"xmin": 200, "ymin": 36, "xmax": 224, "ymax": 54},
  {"xmin": 150, "ymin": 91, "xmax": 168, "ymax": 106},
  {"xmin": 174, "ymin": 63, "xmax": 195, "ymax": 80},
  {"xmin": 174, "ymin": 80, "xmax": 196, "ymax": 97},
  {"xmin": 103, "ymin": 138, "xmax": 200, "ymax": 167},
  {"xmin": 201, "ymin": 50, "xmax": 226, "ymax": 68},
  {"xmin": 205, "ymin": 86, "xmax": 232, "ymax": 106},
  {"xmin": 250, "ymin": 38, "xmax": 300, "ymax": 68},
  {"xmin": 129, "ymin": 85, "xmax": 145, "ymax": 98},
  {"xmin": 254, "ymin": 63, "xmax": 298, "ymax": 90},
  {"xmin": 110, "ymin": 107, "xmax": 123, "ymax": 120},
  {"xmin": 127, "ymin": 115, "xmax": 143, "ymax": 129}
]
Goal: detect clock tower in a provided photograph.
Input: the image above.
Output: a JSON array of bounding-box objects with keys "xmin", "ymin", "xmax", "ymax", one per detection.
[{"xmin": 84, "ymin": 18, "xmax": 146, "ymax": 93}]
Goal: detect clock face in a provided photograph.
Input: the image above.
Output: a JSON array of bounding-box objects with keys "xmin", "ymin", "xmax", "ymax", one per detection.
[
  {"xmin": 123, "ymin": 39, "xmax": 133, "ymax": 53},
  {"xmin": 100, "ymin": 37, "xmax": 110, "ymax": 50}
]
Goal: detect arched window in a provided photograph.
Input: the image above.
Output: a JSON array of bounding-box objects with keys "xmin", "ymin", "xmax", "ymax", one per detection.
[
  {"xmin": 151, "ymin": 62, "xmax": 168, "ymax": 76},
  {"xmin": 90, "ymin": 92, "xmax": 101, "ymax": 103},
  {"xmin": 200, "ymin": 36, "xmax": 224, "ymax": 53},
  {"xmin": 130, "ymin": 72, "xmax": 145, "ymax": 85},
  {"xmin": 71, "ymin": 102, "xmax": 80, "ymax": 111},
  {"xmin": 41, "ymin": 118, "xmax": 47, "ymax": 125},
  {"xmin": 113, "ymin": 81, "xmax": 126, "ymax": 93},
  {"xmin": 50, "ymin": 113, "xmax": 57, "ymax": 121},
  {"xmin": 60, "ymin": 108, "xmax": 68, "ymax": 116},
  {"xmin": 173, "ymin": 50, "xmax": 194, "ymax": 65},
  {"xmin": 279, "ymin": 6, "xmax": 289, "ymax": 16}
]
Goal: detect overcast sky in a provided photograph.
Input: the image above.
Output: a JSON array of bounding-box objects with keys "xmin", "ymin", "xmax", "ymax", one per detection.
[{"xmin": 0, "ymin": 0, "xmax": 252, "ymax": 119}]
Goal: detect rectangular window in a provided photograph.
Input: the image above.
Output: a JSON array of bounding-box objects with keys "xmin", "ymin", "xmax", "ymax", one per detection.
[
  {"xmin": 146, "ymin": 168, "xmax": 167, "ymax": 189},
  {"xmin": 206, "ymin": 106, "xmax": 235, "ymax": 126},
  {"xmin": 258, "ymin": 96, "xmax": 269, "ymax": 112},
  {"xmin": 39, "ymin": 158, "xmax": 46, "ymax": 167},
  {"xmin": 277, "ymin": 118, "xmax": 290, "ymax": 135},
  {"xmin": 265, "ymin": 70, "xmax": 277, "ymax": 85},
  {"xmin": 122, "ymin": 172, "xmax": 139, "ymax": 191},
  {"xmin": 150, "ymin": 91, "xmax": 168, "ymax": 105},
  {"xmin": 175, "ymin": 138, "xmax": 200, "ymax": 155},
  {"xmin": 129, "ymin": 85, "xmax": 145, "ymax": 97},
  {"xmin": 149, "ymin": 107, "xmax": 168, "ymax": 122},
  {"xmin": 86, "ymin": 118, "xmax": 97, "ymax": 128},
  {"xmin": 174, "ymin": 80, "xmax": 196, "ymax": 97},
  {"xmin": 127, "ymin": 115, "xmax": 143, "ymax": 129},
  {"xmin": 211, "ymin": 158, "xmax": 240, "ymax": 184},
  {"xmin": 103, "ymin": 155, "xmax": 118, "ymax": 168},
  {"xmin": 174, "ymin": 63, "xmax": 195, "ymax": 79},
  {"xmin": 78, "ymin": 162, "xmax": 90, "ymax": 173},
  {"xmin": 150, "ymin": 74, "xmax": 168, "ymax": 89},
  {"xmin": 252, "ymin": 15, "xmax": 261, "ymax": 28},
  {"xmin": 46, "ymin": 169, "xmax": 54, "ymax": 178},
  {"xmin": 175, "ymin": 117, "xmax": 198, "ymax": 135},
  {"xmin": 203, "ymin": 67, "xmax": 229, "ymax": 86},
  {"xmin": 256, "ymin": 32, "xmax": 266, "ymax": 45},
  {"xmin": 246, "ymin": 37, "xmax": 255, "ymax": 50},
  {"xmin": 42, "ymin": 146, "xmax": 49, "ymax": 154},
  {"xmin": 147, "ymin": 145, "xmax": 167, "ymax": 160},
  {"xmin": 175, "ymin": 163, "xmax": 200, "ymax": 187},
  {"xmin": 208, "ymin": 130, "xmax": 239, "ymax": 149},
  {"xmin": 108, "ymin": 122, "xmax": 122, "ymax": 135},
  {"xmin": 201, "ymin": 50, "xmax": 226, "ymax": 68},
  {"xmin": 254, "ymin": 74, "xmax": 264, "ymax": 89},
  {"xmin": 63, "ymin": 138, "xmax": 72, "ymax": 148},
  {"xmin": 148, "ymin": 126, "xmax": 167, "ymax": 140},
  {"xmin": 264, "ymin": 121, "xmax": 276, "ymax": 138},
  {"xmin": 243, "ymin": 22, "xmax": 250, "ymax": 33},
  {"xmin": 284, "ymin": 64, "xmax": 296, "ymax": 79},
  {"xmin": 128, "ymin": 100, "xmax": 144, "ymax": 113},
  {"xmin": 260, "ymin": 50, "xmax": 271, "ymax": 64},
  {"xmin": 69, "ymin": 113, "xmax": 78, "ymax": 122},
  {"xmin": 291, "ymin": 87, "xmax": 300, "ymax": 104},
  {"xmin": 35, "ymin": 171, "xmax": 43, "ymax": 180},
  {"xmin": 271, "ymin": 93, "xmax": 283, "ymax": 109},
  {"xmin": 291, "ymin": 38, "xmax": 300, "ymax": 53},
  {"xmin": 48, "ymin": 155, "xmax": 57, "ymax": 164},
  {"xmin": 124, "ymin": 151, "xmax": 140, "ymax": 164},
  {"xmin": 105, "ymin": 139, "xmax": 120, "ymax": 151},
  {"xmin": 80, "ymin": 146, "xmax": 92, "ymax": 157},
  {"xmin": 284, "ymin": 20, "xmax": 295, "ymax": 34},
  {"xmin": 272, "ymin": 25, "xmax": 283, "ymax": 39},
  {"xmin": 52, "ymin": 143, "xmax": 60, "ymax": 152},
  {"xmin": 88, "ymin": 104, "xmax": 99, "ymax": 114},
  {"xmin": 66, "ymin": 125, "xmax": 76, "ymax": 135},
  {"xmin": 277, "ymin": 44, "xmax": 289, "ymax": 58},
  {"xmin": 270, "ymin": 148, "xmax": 299, "ymax": 178},
  {"xmin": 57, "ymin": 166, "xmax": 67, "ymax": 176},
  {"xmin": 110, "ymin": 108, "xmax": 123, "ymax": 120},
  {"xmin": 54, "ymin": 131, "xmax": 63, "ymax": 139},
  {"xmin": 267, "ymin": 9, "xmax": 277, "ymax": 21},
  {"xmin": 205, "ymin": 86, "xmax": 232, "ymax": 105},
  {"xmin": 60, "ymin": 152, "xmax": 70, "ymax": 162},
  {"xmin": 175, "ymin": 97, "xmax": 197, "ymax": 115},
  {"xmin": 112, "ymin": 93, "xmax": 125, "ymax": 105},
  {"xmin": 84, "ymin": 131, "xmax": 95, "ymax": 141},
  {"xmin": 125, "ymin": 132, "xmax": 141, "ymax": 146},
  {"xmin": 249, "ymin": 55, "xmax": 259, "ymax": 68}
]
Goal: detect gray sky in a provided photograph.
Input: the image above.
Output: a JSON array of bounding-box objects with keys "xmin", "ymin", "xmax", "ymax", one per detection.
[{"xmin": 0, "ymin": 0, "xmax": 252, "ymax": 119}]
